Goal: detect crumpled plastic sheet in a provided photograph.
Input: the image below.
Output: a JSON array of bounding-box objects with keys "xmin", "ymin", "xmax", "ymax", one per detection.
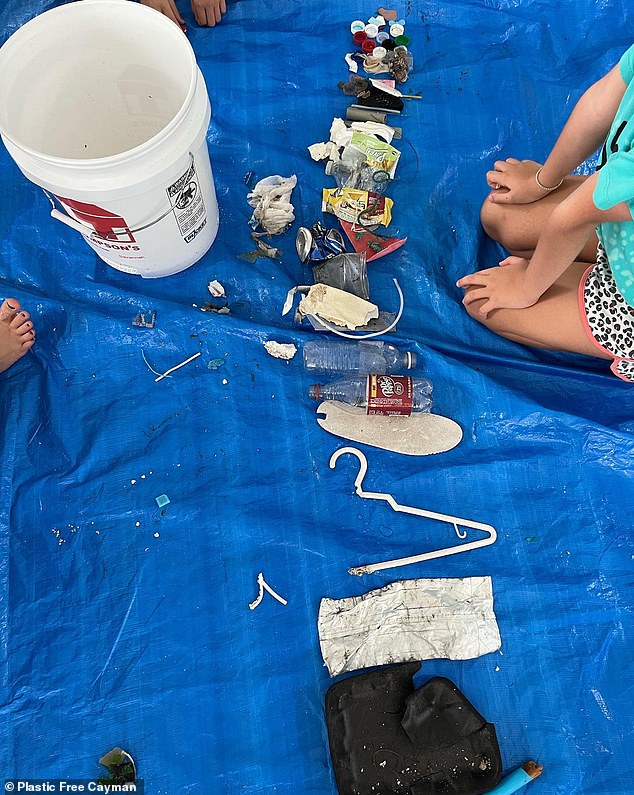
[
  {"xmin": 0, "ymin": 1, "xmax": 633, "ymax": 794},
  {"xmin": 318, "ymin": 576, "xmax": 501, "ymax": 676}
]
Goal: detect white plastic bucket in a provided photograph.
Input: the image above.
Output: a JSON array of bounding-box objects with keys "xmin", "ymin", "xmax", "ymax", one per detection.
[{"xmin": 0, "ymin": 0, "xmax": 219, "ymax": 278}]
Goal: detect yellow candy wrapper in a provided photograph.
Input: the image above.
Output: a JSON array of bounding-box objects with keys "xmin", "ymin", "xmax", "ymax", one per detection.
[{"xmin": 322, "ymin": 188, "xmax": 393, "ymax": 226}]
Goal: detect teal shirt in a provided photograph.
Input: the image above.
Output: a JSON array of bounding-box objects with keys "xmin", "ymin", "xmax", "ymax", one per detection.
[{"xmin": 594, "ymin": 43, "xmax": 634, "ymax": 305}]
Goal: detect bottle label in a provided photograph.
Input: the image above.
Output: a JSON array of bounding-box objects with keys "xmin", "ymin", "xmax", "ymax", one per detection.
[{"xmin": 366, "ymin": 374, "xmax": 413, "ymax": 416}]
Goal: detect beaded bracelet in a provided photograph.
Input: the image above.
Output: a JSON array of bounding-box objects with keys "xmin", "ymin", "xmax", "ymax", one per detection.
[{"xmin": 535, "ymin": 166, "xmax": 564, "ymax": 191}]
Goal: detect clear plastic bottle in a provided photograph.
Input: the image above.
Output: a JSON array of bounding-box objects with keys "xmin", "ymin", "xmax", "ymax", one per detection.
[
  {"xmin": 309, "ymin": 374, "xmax": 432, "ymax": 414},
  {"xmin": 303, "ymin": 340, "xmax": 417, "ymax": 374}
]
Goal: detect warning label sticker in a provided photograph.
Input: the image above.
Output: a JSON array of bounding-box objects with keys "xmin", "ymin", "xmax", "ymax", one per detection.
[{"xmin": 167, "ymin": 160, "xmax": 207, "ymax": 243}]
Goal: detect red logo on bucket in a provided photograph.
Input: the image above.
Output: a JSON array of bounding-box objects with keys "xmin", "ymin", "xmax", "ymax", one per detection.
[{"xmin": 56, "ymin": 196, "xmax": 137, "ymax": 243}]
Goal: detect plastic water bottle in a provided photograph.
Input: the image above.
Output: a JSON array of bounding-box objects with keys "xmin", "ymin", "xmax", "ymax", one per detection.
[
  {"xmin": 303, "ymin": 340, "xmax": 417, "ymax": 374},
  {"xmin": 309, "ymin": 374, "xmax": 432, "ymax": 415}
]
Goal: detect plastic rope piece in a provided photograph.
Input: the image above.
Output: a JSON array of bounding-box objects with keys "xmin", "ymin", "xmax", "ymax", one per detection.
[{"xmin": 329, "ymin": 446, "xmax": 497, "ymax": 575}]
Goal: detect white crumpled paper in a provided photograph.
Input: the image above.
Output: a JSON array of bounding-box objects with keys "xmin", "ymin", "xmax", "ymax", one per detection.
[{"xmin": 318, "ymin": 576, "xmax": 501, "ymax": 677}]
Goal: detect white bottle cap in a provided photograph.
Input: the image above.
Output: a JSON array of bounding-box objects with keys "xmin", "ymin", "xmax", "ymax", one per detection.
[
  {"xmin": 364, "ymin": 23, "xmax": 379, "ymax": 38},
  {"xmin": 372, "ymin": 46, "xmax": 387, "ymax": 60},
  {"xmin": 390, "ymin": 23, "xmax": 405, "ymax": 36},
  {"xmin": 350, "ymin": 19, "xmax": 366, "ymax": 33}
]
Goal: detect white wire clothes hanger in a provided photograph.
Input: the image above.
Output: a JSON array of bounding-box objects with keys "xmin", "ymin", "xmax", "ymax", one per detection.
[{"xmin": 329, "ymin": 446, "xmax": 498, "ymax": 576}]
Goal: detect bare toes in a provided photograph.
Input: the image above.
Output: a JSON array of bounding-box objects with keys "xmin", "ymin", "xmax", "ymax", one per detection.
[
  {"xmin": 0, "ymin": 298, "xmax": 19, "ymax": 322},
  {"xmin": 11, "ymin": 311, "xmax": 30, "ymax": 329},
  {"xmin": 16, "ymin": 320, "xmax": 34, "ymax": 336}
]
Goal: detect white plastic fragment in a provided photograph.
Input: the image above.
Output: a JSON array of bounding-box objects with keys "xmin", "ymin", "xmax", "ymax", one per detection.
[
  {"xmin": 154, "ymin": 351, "xmax": 202, "ymax": 382},
  {"xmin": 308, "ymin": 142, "xmax": 340, "ymax": 162},
  {"xmin": 248, "ymin": 572, "xmax": 288, "ymax": 610},
  {"xmin": 207, "ymin": 279, "xmax": 225, "ymax": 297},
  {"xmin": 350, "ymin": 120, "xmax": 395, "ymax": 144},
  {"xmin": 263, "ymin": 341, "xmax": 297, "ymax": 360},
  {"xmin": 345, "ymin": 52, "xmax": 359, "ymax": 73}
]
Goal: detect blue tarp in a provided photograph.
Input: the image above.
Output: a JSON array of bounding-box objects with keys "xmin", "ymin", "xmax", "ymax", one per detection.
[{"xmin": 1, "ymin": 1, "xmax": 633, "ymax": 793}]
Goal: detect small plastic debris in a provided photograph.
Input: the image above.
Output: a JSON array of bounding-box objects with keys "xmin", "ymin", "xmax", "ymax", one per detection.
[
  {"xmin": 133, "ymin": 310, "xmax": 156, "ymax": 328},
  {"xmin": 154, "ymin": 351, "xmax": 201, "ymax": 382},
  {"xmin": 239, "ymin": 233, "xmax": 282, "ymax": 263},
  {"xmin": 249, "ymin": 572, "xmax": 288, "ymax": 610},
  {"xmin": 243, "ymin": 170, "xmax": 255, "ymax": 187},
  {"xmin": 263, "ymin": 341, "xmax": 297, "ymax": 360},
  {"xmin": 98, "ymin": 748, "xmax": 136, "ymax": 786},
  {"xmin": 339, "ymin": 219, "xmax": 407, "ymax": 262},
  {"xmin": 207, "ymin": 279, "xmax": 226, "ymax": 297},
  {"xmin": 200, "ymin": 301, "xmax": 231, "ymax": 314},
  {"xmin": 155, "ymin": 494, "xmax": 170, "ymax": 508},
  {"xmin": 378, "ymin": 7, "xmax": 399, "ymax": 22},
  {"xmin": 207, "ymin": 358, "xmax": 226, "ymax": 370}
]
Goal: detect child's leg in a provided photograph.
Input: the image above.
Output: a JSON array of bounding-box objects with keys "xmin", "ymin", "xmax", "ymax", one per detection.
[
  {"xmin": 463, "ymin": 261, "xmax": 612, "ymax": 359},
  {"xmin": 481, "ymin": 176, "xmax": 599, "ymax": 263}
]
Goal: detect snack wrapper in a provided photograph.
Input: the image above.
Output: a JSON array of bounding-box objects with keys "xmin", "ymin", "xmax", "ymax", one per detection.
[{"xmin": 322, "ymin": 188, "xmax": 393, "ymax": 226}]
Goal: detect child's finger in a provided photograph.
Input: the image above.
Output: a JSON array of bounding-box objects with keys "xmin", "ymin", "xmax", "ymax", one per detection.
[
  {"xmin": 462, "ymin": 287, "xmax": 490, "ymax": 306},
  {"xmin": 489, "ymin": 189, "xmax": 513, "ymax": 203}
]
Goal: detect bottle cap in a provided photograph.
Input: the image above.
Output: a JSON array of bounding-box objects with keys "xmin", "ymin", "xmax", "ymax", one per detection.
[
  {"xmin": 375, "ymin": 31, "xmax": 390, "ymax": 43},
  {"xmin": 389, "ymin": 23, "xmax": 405, "ymax": 36},
  {"xmin": 383, "ymin": 38, "xmax": 396, "ymax": 50},
  {"xmin": 372, "ymin": 46, "xmax": 387, "ymax": 60},
  {"xmin": 364, "ymin": 23, "xmax": 379, "ymax": 38},
  {"xmin": 353, "ymin": 30, "xmax": 367, "ymax": 45},
  {"xmin": 368, "ymin": 14, "xmax": 386, "ymax": 27},
  {"xmin": 394, "ymin": 45, "xmax": 409, "ymax": 55},
  {"xmin": 405, "ymin": 351, "xmax": 417, "ymax": 369},
  {"xmin": 362, "ymin": 39, "xmax": 376, "ymax": 53},
  {"xmin": 395, "ymin": 35, "xmax": 410, "ymax": 46},
  {"xmin": 309, "ymin": 384, "xmax": 320, "ymax": 401},
  {"xmin": 350, "ymin": 19, "xmax": 366, "ymax": 33}
]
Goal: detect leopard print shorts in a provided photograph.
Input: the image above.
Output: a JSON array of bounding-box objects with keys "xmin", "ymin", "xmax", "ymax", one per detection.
[{"xmin": 580, "ymin": 244, "xmax": 634, "ymax": 382}]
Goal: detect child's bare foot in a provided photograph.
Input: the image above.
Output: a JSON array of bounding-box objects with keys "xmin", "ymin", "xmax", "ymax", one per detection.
[{"xmin": 0, "ymin": 298, "xmax": 36, "ymax": 374}]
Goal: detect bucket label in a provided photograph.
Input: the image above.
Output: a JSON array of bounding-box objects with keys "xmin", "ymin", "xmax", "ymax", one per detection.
[
  {"xmin": 56, "ymin": 197, "xmax": 137, "ymax": 243},
  {"xmin": 366, "ymin": 374, "xmax": 414, "ymax": 416},
  {"xmin": 167, "ymin": 160, "xmax": 207, "ymax": 244}
]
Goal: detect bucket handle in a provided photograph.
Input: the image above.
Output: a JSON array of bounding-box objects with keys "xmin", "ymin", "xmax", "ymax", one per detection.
[{"xmin": 43, "ymin": 152, "xmax": 196, "ymax": 239}]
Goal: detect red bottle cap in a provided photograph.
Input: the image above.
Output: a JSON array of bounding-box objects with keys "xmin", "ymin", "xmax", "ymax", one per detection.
[
  {"xmin": 353, "ymin": 31, "xmax": 367, "ymax": 45},
  {"xmin": 362, "ymin": 39, "xmax": 376, "ymax": 53}
]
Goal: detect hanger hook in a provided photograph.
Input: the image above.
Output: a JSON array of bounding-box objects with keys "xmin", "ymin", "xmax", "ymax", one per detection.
[{"xmin": 329, "ymin": 446, "xmax": 368, "ymax": 494}]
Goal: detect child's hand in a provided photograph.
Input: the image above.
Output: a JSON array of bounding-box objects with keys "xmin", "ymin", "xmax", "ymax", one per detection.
[
  {"xmin": 486, "ymin": 159, "xmax": 552, "ymax": 205},
  {"xmin": 456, "ymin": 257, "xmax": 540, "ymax": 318},
  {"xmin": 140, "ymin": 0, "xmax": 185, "ymax": 28},
  {"xmin": 191, "ymin": 0, "xmax": 227, "ymax": 25}
]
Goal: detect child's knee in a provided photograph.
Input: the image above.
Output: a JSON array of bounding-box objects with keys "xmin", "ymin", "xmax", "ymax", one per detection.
[{"xmin": 480, "ymin": 195, "xmax": 503, "ymax": 243}]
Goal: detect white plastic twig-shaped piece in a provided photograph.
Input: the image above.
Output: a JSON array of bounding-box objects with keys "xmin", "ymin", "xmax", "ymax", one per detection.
[
  {"xmin": 154, "ymin": 351, "xmax": 201, "ymax": 382},
  {"xmin": 248, "ymin": 572, "xmax": 288, "ymax": 610},
  {"xmin": 329, "ymin": 446, "xmax": 497, "ymax": 575}
]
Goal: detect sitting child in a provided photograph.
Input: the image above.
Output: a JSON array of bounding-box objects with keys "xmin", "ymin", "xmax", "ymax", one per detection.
[{"xmin": 457, "ymin": 43, "xmax": 634, "ymax": 381}]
